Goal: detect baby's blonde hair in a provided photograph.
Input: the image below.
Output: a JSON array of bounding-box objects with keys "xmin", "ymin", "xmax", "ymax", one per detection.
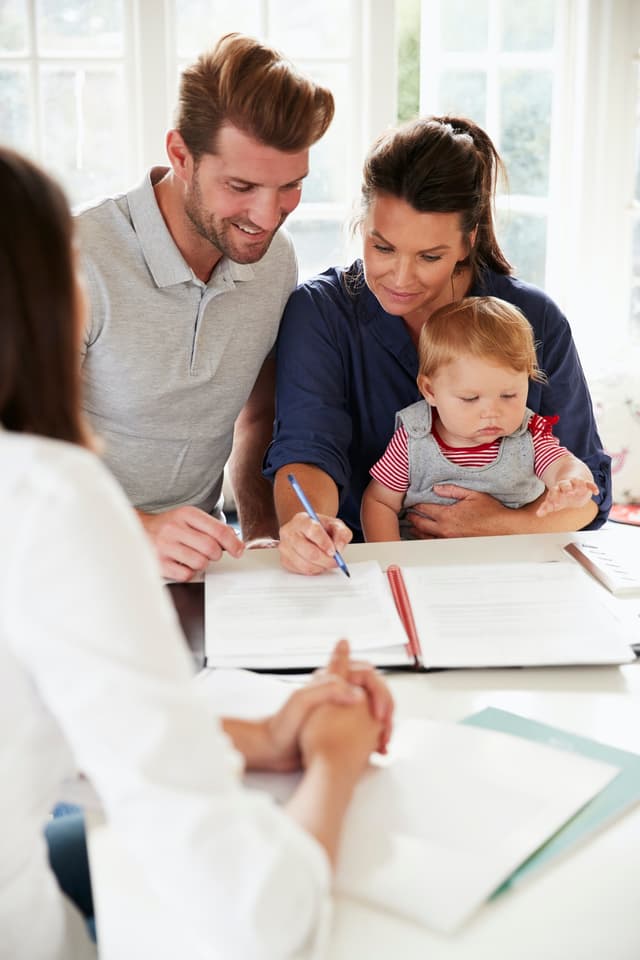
[{"xmin": 418, "ymin": 296, "xmax": 546, "ymax": 383}]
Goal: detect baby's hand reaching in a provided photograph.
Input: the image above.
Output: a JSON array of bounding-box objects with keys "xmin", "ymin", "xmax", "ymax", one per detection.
[{"xmin": 536, "ymin": 478, "xmax": 599, "ymax": 517}]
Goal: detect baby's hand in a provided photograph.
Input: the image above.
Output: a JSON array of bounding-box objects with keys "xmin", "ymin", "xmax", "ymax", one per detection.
[{"xmin": 536, "ymin": 478, "xmax": 599, "ymax": 517}]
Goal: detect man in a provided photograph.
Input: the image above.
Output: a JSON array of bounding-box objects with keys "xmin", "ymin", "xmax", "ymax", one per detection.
[{"xmin": 77, "ymin": 33, "xmax": 334, "ymax": 581}]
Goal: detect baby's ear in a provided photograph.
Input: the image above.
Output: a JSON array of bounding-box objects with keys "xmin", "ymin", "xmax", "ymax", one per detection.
[{"xmin": 417, "ymin": 374, "xmax": 436, "ymax": 404}]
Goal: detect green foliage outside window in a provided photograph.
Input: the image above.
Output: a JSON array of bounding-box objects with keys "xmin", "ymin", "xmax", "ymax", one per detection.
[{"xmin": 397, "ymin": 0, "xmax": 420, "ymax": 122}]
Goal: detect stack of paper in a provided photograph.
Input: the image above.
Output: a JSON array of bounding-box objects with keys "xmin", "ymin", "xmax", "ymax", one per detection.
[
  {"xmin": 204, "ymin": 558, "xmax": 634, "ymax": 670},
  {"xmin": 204, "ymin": 561, "xmax": 412, "ymax": 669},
  {"xmin": 565, "ymin": 532, "xmax": 640, "ymax": 596}
]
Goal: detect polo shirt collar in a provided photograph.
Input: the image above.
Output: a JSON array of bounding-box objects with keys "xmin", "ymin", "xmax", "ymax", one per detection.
[{"xmin": 127, "ymin": 168, "xmax": 255, "ymax": 289}]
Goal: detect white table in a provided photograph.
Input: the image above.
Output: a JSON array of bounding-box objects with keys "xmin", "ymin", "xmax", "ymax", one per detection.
[{"xmin": 88, "ymin": 529, "xmax": 640, "ymax": 960}]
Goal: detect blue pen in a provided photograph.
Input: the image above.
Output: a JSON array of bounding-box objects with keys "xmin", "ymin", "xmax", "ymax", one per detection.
[{"xmin": 287, "ymin": 473, "xmax": 350, "ymax": 578}]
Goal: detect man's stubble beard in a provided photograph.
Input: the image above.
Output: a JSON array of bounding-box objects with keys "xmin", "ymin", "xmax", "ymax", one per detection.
[{"xmin": 184, "ymin": 176, "xmax": 284, "ymax": 265}]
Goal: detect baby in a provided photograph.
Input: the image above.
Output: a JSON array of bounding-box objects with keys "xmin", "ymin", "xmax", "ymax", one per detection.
[{"xmin": 361, "ymin": 296, "xmax": 598, "ymax": 541}]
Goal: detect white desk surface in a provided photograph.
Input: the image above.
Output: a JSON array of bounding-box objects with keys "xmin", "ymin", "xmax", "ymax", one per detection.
[{"xmin": 88, "ymin": 529, "xmax": 640, "ymax": 960}]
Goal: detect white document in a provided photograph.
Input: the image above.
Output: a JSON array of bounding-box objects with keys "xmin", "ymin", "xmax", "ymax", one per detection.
[
  {"xmin": 401, "ymin": 561, "xmax": 635, "ymax": 667},
  {"xmin": 331, "ymin": 718, "xmax": 617, "ymax": 933},
  {"xmin": 195, "ymin": 667, "xmax": 620, "ymax": 935},
  {"xmin": 565, "ymin": 531, "xmax": 640, "ymax": 596},
  {"xmin": 204, "ymin": 560, "xmax": 410, "ymax": 669}
]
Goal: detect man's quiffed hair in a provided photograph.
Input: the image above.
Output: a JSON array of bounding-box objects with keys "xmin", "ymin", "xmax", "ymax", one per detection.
[{"xmin": 176, "ymin": 32, "xmax": 335, "ymax": 158}]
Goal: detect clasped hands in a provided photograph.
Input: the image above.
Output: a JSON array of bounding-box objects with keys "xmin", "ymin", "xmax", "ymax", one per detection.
[{"xmin": 231, "ymin": 639, "xmax": 393, "ymax": 775}]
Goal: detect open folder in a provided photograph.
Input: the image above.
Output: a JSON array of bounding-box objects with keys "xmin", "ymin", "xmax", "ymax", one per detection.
[
  {"xmin": 204, "ymin": 559, "xmax": 635, "ymax": 670},
  {"xmin": 196, "ymin": 669, "xmax": 622, "ymax": 935}
]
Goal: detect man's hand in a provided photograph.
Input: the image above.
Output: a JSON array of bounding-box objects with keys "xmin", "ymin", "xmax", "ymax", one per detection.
[
  {"xmin": 278, "ymin": 512, "xmax": 352, "ymax": 575},
  {"xmin": 137, "ymin": 506, "xmax": 244, "ymax": 581},
  {"xmin": 407, "ymin": 485, "xmax": 513, "ymax": 539}
]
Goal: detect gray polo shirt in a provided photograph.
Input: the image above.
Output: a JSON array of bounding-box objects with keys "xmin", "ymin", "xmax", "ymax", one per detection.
[{"xmin": 76, "ymin": 168, "xmax": 297, "ymax": 516}]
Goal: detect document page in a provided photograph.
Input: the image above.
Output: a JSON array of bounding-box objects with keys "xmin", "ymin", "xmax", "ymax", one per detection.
[
  {"xmin": 205, "ymin": 560, "xmax": 409, "ymax": 668},
  {"xmin": 401, "ymin": 561, "xmax": 635, "ymax": 667},
  {"xmin": 199, "ymin": 701, "xmax": 618, "ymax": 933},
  {"xmin": 332, "ymin": 718, "xmax": 617, "ymax": 933},
  {"xmin": 195, "ymin": 674, "xmax": 620, "ymax": 933}
]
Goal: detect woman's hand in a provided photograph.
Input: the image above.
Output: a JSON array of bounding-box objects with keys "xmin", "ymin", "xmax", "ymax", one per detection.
[
  {"xmin": 299, "ymin": 641, "xmax": 385, "ymax": 774},
  {"xmin": 278, "ymin": 512, "xmax": 352, "ymax": 575},
  {"xmin": 284, "ymin": 641, "xmax": 388, "ymax": 866},
  {"xmin": 311, "ymin": 642, "xmax": 394, "ymax": 754},
  {"xmin": 231, "ymin": 640, "xmax": 394, "ymax": 771},
  {"xmin": 259, "ymin": 669, "xmax": 365, "ymax": 771}
]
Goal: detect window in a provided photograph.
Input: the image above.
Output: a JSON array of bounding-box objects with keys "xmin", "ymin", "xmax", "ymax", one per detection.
[
  {"xmin": 419, "ymin": 0, "xmax": 557, "ymax": 290},
  {"xmin": 4, "ymin": 0, "xmax": 638, "ymax": 362},
  {"xmin": 0, "ymin": 0, "xmax": 397, "ymax": 280},
  {"xmin": 0, "ymin": 0, "xmax": 132, "ymax": 199},
  {"xmin": 415, "ymin": 0, "xmax": 640, "ymax": 372},
  {"xmin": 631, "ymin": 45, "xmax": 640, "ymax": 333},
  {"xmin": 174, "ymin": 0, "xmax": 364, "ymax": 279}
]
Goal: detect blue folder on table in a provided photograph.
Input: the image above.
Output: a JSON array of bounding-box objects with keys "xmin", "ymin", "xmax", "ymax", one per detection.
[{"xmin": 461, "ymin": 707, "xmax": 640, "ymax": 893}]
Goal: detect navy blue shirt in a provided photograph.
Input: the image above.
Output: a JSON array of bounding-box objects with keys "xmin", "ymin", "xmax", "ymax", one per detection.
[{"xmin": 264, "ymin": 261, "xmax": 611, "ymax": 540}]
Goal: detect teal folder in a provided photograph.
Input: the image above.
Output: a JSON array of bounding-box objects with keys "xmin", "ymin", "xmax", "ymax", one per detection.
[{"xmin": 461, "ymin": 707, "xmax": 640, "ymax": 894}]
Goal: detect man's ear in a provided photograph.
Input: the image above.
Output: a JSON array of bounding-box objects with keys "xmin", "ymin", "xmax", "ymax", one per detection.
[
  {"xmin": 417, "ymin": 374, "xmax": 437, "ymax": 405},
  {"xmin": 166, "ymin": 129, "xmax": 194, "ymax": 183}
]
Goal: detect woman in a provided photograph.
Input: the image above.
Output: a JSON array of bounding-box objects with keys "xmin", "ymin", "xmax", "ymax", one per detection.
[
  {"xmin": 264, "ymin": 116, "xmax": 610, "ymax": 575},
  {"xmin": 0, "ymin": 147, "xmax": 392, "ymax": 960}
]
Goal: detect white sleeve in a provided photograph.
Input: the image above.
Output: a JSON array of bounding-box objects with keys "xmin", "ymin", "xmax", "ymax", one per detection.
[{"xmin": 6, "ymin": 448, "xmax": 331, "ymax": 960}]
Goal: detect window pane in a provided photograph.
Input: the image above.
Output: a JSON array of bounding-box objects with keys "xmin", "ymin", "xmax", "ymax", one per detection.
[
  {"xmin": 500, "ymin": 69, "xmax": 551, "ymax": 196},
  {"xmin": 40, "ymin": 65, "xmax": 125, "ymax": 202},
  {"xmin": 437, "ymin": 70, "xmax": 486, "ymax": 126},
  {"xmin": 633, "ymin": 218, "xmax": 640, "ymax": 277},
  {"xmin": 298, "ymin": 61, "xmax": 350, "ymax": 205},
  {"xmin": 631, "ymin": 285, "xmax": 640, "ymax": 331},
  {"xmin": 497, "ymin": 210, "xmax": 546, "ymax": 287},
  {"xmin": 175, "ymin": 0, "xmax": 260, "ymax": 59},
  {"xmin": 286, "ymin": 218, "xmax": 345, "ymax": 281},
  {"xmin": 269, "ymin": 0, "xmax": 350, "ymax": 58},
  {"xmin": 440, "ymin": 0, "xmax": 488, "ymax": 52},
  {"xmin": 0, "ymin": 0, "xmax": 28, "ymax": 52},
  {"xmin": 397, "ymin": 0, "xmax": 420, "ymax": 122},
  {"xmin": 635, "ymin": 75, "xmax": 640, "ymax": 203},
  {"xmin": 36, "ymin": 0, "xmax": 123, "ymax": 55},
  {"xmin": 0, "ymin": 67, "xmax": 33, "ymax": 150},
  {"xmin": 501, "ymin": 0, "xmax": 555, "ymax": 52}
]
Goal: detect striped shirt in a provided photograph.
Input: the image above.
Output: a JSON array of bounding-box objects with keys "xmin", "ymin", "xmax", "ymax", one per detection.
[{"xmin": 371, "ymin": 413, "xmax": 568, "ymax": 493}]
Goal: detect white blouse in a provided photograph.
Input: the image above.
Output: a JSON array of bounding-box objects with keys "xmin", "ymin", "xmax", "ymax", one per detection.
[{"xmin": 0, "ymin": 432, "xmax": 330, "ymax": 960}]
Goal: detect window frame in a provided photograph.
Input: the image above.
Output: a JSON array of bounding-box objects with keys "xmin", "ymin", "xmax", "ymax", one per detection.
[
  {"xmin": 418, "ymin": 0, "xmax": 640, "ymax": 372},
  {"xmin": 0, "ymin": 0, "xmax": 396, "ymax": 277}
]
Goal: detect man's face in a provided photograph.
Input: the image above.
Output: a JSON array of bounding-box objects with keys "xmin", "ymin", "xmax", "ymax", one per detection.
[{"xmin": 183, "ymin": 124, "xmax": 309, "ymax": 264}]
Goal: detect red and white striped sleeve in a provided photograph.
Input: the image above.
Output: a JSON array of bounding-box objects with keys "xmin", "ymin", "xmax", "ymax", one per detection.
[
  {"xmin": 529, "ymin": 413, "xmax": 570, "ymax": 477},
  {"xmin": 369, "ymin": 425, "xmax": 411, "ymax": 492}
]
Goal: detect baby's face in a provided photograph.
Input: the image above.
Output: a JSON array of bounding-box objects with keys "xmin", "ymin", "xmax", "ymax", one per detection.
[{"xmin": 418, "ymin": 355, "xmax": 529, "ymax": 448}]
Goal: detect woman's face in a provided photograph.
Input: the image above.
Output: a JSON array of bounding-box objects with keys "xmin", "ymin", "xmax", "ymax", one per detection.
[{"xmin": 362, "ymin": 193, "xmax": 473, "ymax": 326}]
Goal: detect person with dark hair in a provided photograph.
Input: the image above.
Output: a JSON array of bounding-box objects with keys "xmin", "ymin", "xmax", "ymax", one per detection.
[
  {"xmin": 361, "ymin": 296, "xmax": 598, "ymax": 542},
  {"xmin": 263, "ymin": 116, "xmax": 611, "ymax": 575},
  {"xmin": 0, "ymin": 147, "xmax": 392, "ymax": 959},
  {"xmin": 77, "ymin": 32, "xmax": 335, "ymax": 582}
]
